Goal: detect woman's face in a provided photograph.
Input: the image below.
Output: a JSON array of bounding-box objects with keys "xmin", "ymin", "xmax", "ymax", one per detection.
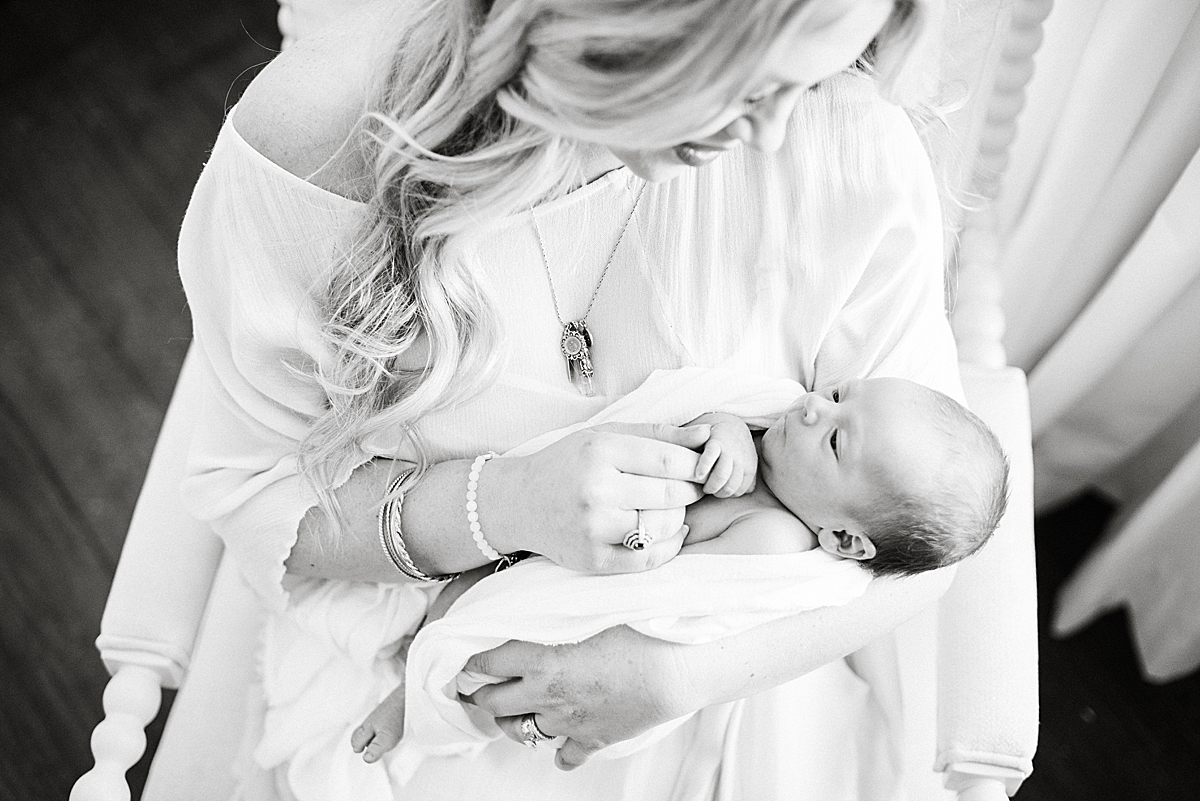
[{"xmin": 609, "ymin": 0, "xmax": 895, "ymax": 182}]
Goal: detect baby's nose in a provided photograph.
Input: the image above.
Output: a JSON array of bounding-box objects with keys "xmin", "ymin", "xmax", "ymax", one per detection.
[{"xmin": 802, "ymin": 394, "xmax": 835, "ymax": 423}]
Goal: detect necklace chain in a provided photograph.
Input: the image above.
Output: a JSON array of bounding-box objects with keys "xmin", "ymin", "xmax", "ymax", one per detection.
[
  {"xmin": 531, "ymin": 183, "xmax": 646, "ymax": 326},
  {"xmin": 530, "ymin": 182, "xmax": 645, "ymax": 397}
]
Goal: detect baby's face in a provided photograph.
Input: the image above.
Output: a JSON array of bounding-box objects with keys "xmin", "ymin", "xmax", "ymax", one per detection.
[{"xmin": 759, "ymin": 378, "xmax": 941, "ymax": 533}]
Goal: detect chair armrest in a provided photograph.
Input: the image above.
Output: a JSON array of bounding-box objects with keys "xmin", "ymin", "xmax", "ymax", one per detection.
[
  {"xmin": 936, "ymin": 364, "xmax": 1039, "ymax": 795},
  {"xmin": 74, "ymin": 346, "xmax": 224, "ymax": 801},
  {"xmin": 96, "ymin": 346, "xmax": 223, "ymax": 687},
  {"xmin": 951, "ymin": 775, "xmax": 1012, "ymax": 801}
]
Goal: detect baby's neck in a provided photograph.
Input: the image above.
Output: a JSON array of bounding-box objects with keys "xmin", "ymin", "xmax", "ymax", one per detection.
[
  {"xmin": 750, "ymin": 431, "xmax": 816, "ymax": 533},
  {"xmin": 750, "ymin": 431, "xmax": 784, "ymax": 508}
]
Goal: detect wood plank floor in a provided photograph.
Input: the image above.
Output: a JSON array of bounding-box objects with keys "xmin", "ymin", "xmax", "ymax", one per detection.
[
  {"xmin": 1, "ymin": 1, "xmax": 1198, "ymax": 799},
  {"xmin": 0, "ymin": 1, "xmax": 279, "ymax": 797}
]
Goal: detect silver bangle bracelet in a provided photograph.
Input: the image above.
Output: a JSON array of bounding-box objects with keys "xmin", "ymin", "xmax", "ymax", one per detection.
[{"xmin": 378, "ymin": 466, "xmax": 457, "ymax": 583}]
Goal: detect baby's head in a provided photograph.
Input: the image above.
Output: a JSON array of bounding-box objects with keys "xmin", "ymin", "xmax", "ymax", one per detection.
[{"xmin": 759, "ymin": 377, "xmax": 1009, "ymax": 578}]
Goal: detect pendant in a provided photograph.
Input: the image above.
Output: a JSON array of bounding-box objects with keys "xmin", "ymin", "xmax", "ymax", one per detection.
[{"xmin": 560, "ymin": 320, "xmax": 595, "ymax": 397}]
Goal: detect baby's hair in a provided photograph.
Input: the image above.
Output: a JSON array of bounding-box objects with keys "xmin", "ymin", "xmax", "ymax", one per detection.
[{"xmin": 857, "ymin": 386, "xmax": 1009, "ymax": 578}]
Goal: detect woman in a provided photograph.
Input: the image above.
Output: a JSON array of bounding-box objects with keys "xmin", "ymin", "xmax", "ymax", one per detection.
[{"xmin": 179, "ymin": 0, "xmax": 961, "ymax": 797}]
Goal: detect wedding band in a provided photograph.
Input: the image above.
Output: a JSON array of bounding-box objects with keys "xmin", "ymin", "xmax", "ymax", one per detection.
[
  {"xmin": 520, "ymin": 713, "xmax": 553, "ymax": 748},
  {"xmin": 623, "ymin": 509, "xmax": 653, "ymax": 551}
]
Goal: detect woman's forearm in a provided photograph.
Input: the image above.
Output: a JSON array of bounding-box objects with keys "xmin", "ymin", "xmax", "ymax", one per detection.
[
  {"xmin": 286, "ymin": 457, "xmax": 504, "ymax": 582},
  {"xmin": 285, "ymin": 424, "xmax": 706, "ymax": 583},
  {"xmin": 682, "ymin": 565, "xmax": 956, "ymax": 706}
]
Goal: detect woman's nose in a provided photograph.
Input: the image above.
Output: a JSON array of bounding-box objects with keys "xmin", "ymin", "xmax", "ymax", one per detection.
[{"xmin": 726, "ymin": 88, "xmax": 802, "ymax": 153}]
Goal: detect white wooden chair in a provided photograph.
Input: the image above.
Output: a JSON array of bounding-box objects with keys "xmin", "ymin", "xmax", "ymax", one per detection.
[{"xmin": 71, "ymin": 1, "xmax": 1051, "ymax": 799}]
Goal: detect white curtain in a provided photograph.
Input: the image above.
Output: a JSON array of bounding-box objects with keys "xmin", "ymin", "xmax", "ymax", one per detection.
[{"xmin": 994, "ymin": 0, "xmax": 1200, "ymax": 681}]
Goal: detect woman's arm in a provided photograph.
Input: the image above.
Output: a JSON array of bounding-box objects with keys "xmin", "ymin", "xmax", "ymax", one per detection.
[
  {"xmin": 466, "ymin": 564, "xmax": 954, "ymax": 769},
  {"xmin": 286, "ymin": 423, "xmax": 709, "ymax": 581}
]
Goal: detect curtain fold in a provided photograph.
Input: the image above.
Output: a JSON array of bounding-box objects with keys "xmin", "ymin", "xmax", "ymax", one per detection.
[{"xmin": 994, "ymin": 0, "xmax": 1200, "ymax": 681}]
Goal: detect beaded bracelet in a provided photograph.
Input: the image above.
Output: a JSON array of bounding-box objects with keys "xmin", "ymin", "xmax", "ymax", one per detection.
[
  {"xmin": 378, "ymin": 467, "xmax": 457, "ymax": 583},
  {"xmin": 466, "ymin": 452, "xmax": 504, "ymax": 561}
]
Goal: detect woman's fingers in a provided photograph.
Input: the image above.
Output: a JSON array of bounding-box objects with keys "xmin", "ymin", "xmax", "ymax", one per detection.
[
  {"xmin": 592, "ymin": 421, "xmax": 710, "ymax": 451},
  {"xmin": 614, "ymin": 473, "xmax": 703, "ymax": 510},
  {"xmin": 463, "ymin": 638, "xmax": 545, "ymax": 681},
  {"xmin": 462, "ymin": 628, "xmax": 691, "ymax": 771},
  {"xmin": 555, "ymin": 738, "xmax": 600, "ymax": 771},
  {"xmin": 470, "ymin": 681, "xmax": 538, "ymax": 720},
  {"xmin": 588, "ymin": 427, "xmax": 705, "ymax": 482},
  {"xmin": 599, "ymin": 523, "xmax": 687, "ymax": 574}
]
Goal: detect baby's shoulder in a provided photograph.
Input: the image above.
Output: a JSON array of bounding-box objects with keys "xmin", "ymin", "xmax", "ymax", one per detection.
[{"xmin": 721, "ymin": 506, "xmax": 815, "ymax": 555}]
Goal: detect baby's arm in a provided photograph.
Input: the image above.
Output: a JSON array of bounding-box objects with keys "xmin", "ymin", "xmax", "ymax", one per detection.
[
  {"xmin": 691, "ymin": 412, "xmax": 757, "ymax": 497},
  {"xmin": 351, "ymin": 565, "xmax": 494, "ymax": 762}
]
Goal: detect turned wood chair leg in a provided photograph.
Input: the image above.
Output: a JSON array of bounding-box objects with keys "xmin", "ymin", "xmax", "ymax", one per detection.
[{"xmin": 70, "ymin": 665, "xmax": 164, "ymax": 801}]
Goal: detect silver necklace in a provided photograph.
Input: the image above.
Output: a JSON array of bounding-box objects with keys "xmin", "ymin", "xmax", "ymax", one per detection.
[{"xmin": 531, "ymin": 184, "xmax": 645, "ymax": 397}]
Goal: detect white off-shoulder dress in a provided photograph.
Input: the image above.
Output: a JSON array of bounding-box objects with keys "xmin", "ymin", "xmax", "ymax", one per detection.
[{"xmin": 176, "ymin": 74, "xmax": 963, "ymax": 801}]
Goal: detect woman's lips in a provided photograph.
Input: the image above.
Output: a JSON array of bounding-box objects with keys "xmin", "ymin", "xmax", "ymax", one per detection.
[{"xmin": 672, "ymin": 142, "xmax": 729, "ymax": 167}]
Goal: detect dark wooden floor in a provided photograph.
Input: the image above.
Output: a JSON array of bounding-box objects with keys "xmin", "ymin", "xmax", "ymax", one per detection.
[{"xmin": 1, "ymin": 1, "xmax": 1198, "ymax": 799}]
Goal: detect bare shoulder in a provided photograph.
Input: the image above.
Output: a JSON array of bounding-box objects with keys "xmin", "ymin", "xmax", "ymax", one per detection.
[
  {"xmin": 683, "ymin": 494, "xmax": 815, "ymax": 556},
  {"xmin": 233, "ymin": 0, "xmax": 410, "ymax": 198},
  {"xmin": 719, "ymin": 507, "xmax": 815, "ymax": 555}
]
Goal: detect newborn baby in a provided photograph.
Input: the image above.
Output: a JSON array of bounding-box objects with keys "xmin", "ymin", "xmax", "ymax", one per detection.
[
  {"xmin": 684, "ymin": 375, "xmax": 1009, "ymax": 577},
  {"xmin": 352, "ymin": 375, "xmax": 1009, "ymax": 762}
]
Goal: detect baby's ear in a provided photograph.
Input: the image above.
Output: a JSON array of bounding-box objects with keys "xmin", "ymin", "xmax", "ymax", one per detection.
[{"xmin": 816, "ymin": 528, "xmax": 877, "ymax": 561}]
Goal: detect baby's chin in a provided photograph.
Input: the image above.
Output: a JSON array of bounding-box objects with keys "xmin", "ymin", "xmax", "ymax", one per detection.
[{"xmin": 758, "ymin": 423, "xmax": 784, "ymax": 465}]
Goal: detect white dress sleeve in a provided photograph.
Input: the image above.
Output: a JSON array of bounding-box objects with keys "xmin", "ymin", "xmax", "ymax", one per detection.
[
  {"xmin": 177, "ymin": 111, "xmax": 368, "ymax": 611},
  {"xmin": 808, "ymin": 91, "xmax": 965, "ymax": 403},
  {"xmin": 633, "ymin": 74, "xmax": 963, "ymax": 403}
]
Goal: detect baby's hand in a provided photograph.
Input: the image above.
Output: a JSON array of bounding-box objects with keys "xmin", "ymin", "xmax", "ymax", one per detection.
[{"xmin": 692, "ymin": 413, "xmax": 757, "ymax": 497}]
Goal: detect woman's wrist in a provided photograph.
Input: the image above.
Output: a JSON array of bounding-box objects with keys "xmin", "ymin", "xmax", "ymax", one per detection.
[
  {"xmin": 467, "ymin": 454, "xmax": 534, "ymax": 557},
  {"xmin": 400, "ymin": 454, "xmax": 532, "ymax": 574},
  {"xmin": 642, "ymin": 631, "xmax": 714, "ymax": 719}
]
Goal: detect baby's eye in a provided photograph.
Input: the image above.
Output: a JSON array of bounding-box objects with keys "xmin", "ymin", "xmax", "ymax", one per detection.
[
  {"xmin": 831, "ymin": 388, "xmax": 841, "ymax": 402},
  {"xmin": 830, "ymin": 429, "xmax": 838, "ymax": 454}
]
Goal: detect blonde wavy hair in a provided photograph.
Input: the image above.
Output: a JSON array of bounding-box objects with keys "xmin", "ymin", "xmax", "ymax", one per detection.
[{"xmin": 300, "ymin": 0, "xmax": 933, "ymax": 517}]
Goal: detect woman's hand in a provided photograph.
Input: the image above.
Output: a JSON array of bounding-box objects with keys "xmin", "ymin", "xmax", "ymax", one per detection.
[
  {"xmin": 462, "ymin": 626, "xmax": 695, "ymax": 770},
  {"xmin": 481, "ymin": 423, "xmax": 708, "ymax": 574}
]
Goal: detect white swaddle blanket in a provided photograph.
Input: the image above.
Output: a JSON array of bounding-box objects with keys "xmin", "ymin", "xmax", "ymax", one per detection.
[{"xmin": 256, "ymin": 368, "xmax": 873, "ymax": 797}]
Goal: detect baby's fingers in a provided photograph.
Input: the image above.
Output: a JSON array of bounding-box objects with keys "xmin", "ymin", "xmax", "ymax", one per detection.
[
  {"xmin": 695, "ymin": 441, "xmax": 721, "ymax": 484},
  {"xmin": 703, "ymin": 455, "xmax": 735, "ymax": 495}
]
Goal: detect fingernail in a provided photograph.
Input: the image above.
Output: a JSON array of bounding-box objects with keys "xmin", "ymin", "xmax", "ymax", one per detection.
[{"xmin": 679, "ymin": 525, "xmax": 689, "ymax": 538}]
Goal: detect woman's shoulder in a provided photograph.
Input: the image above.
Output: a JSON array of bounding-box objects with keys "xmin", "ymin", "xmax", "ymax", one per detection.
[
  {"xmin": 774, "ymin": 72, "xmax": 936, "ymax": 213},
  {"xmin": 233, "ymin": 0, "xmax": 409, "ymax": 199},
  {"xmin": 815, "ymin": 73, "xmax": 926, "ymax": 163}
]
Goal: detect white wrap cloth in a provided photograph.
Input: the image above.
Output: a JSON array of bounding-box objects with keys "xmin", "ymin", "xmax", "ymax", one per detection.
[{"xmin": 256, "ymin": 368, "xmax": 873, "ymax": 796}]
